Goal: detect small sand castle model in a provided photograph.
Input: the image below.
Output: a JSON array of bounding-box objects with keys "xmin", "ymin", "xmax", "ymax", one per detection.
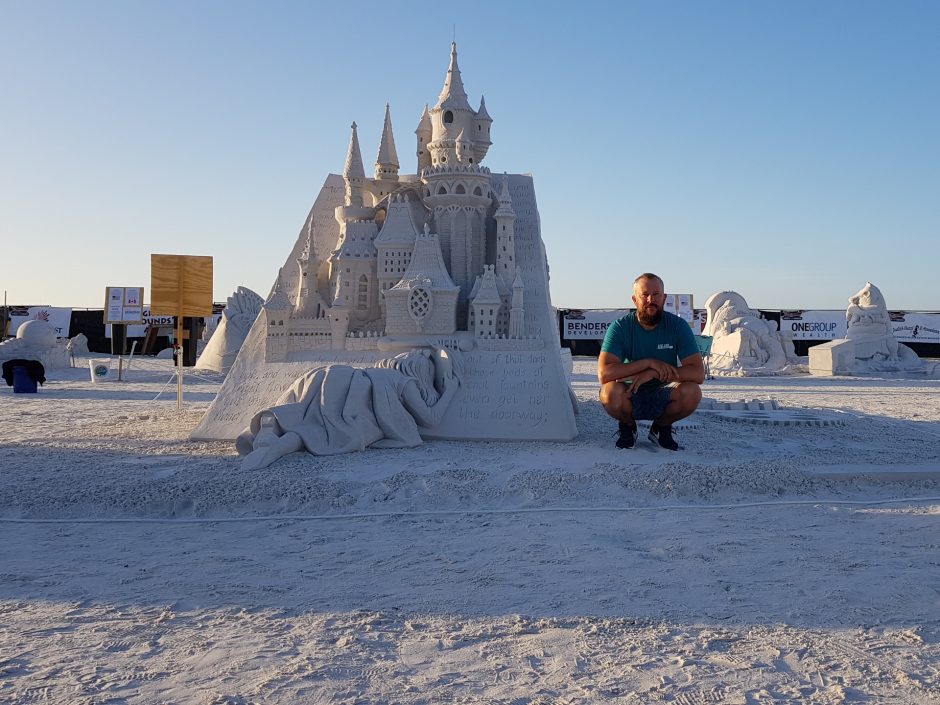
[
  {"xmin": 702, "ymin": 291, "xmax": 800, "ymax": 376},
  {"xmin": 192, "ymin": 43, "xmax": 577, "ymax": 444}
]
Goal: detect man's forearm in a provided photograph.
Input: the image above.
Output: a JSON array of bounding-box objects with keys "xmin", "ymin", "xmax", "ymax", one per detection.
[
  {"xmin": 598, "ymin": 359, "xmax": 655, "ymax": 384},
  {"xmin": 676, "ymin": 362, "xmax": 705, "ymax": 385}
]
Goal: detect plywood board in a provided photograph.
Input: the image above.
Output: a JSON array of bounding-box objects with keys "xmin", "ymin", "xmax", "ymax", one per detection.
[{"xmin": 150, "ymin": 254, "xmax": 214, "ymax": 316}]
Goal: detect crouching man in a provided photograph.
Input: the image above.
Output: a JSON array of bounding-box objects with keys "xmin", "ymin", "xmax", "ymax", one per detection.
[{"xmin": 598, "ymin": 273, "xmax": 704, "ymax": 450}]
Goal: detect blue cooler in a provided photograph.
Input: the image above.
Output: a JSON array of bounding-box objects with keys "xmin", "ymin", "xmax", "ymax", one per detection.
[{"xmin": 12, "ymin": 366, "xmax": 38, "ymax": 393}]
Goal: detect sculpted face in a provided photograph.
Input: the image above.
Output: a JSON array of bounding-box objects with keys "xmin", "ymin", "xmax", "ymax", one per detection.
[{"xmin": 633, "ymin": 276, "xmax": 666, "ymax": 327}]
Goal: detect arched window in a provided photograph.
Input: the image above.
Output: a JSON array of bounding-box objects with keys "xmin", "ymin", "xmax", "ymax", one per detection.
[
  {"xmin": 443, "ymin": 110, "xmax": 454, "ymax": 124},
  {"xmin": 473, "ymin": 186, "xmax": 482, "ymax": 196},
  {"xmin": 437, "ymin": 185, "xmax": 447, "ymax": 195},
  {"xmin": 456, "ymin": 184, "xmax": 466, "ymax": 194}
]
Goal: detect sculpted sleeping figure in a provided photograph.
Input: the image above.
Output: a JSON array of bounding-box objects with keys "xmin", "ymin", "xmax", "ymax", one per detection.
[{"xmin": 235, "ymin": 346, "xmax": 462, "ymax": 470}]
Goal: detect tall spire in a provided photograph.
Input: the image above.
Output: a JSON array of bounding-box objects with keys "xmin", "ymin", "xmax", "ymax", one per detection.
[
  {"xmin": 375, "ymin": 104, "xmax": 400, "ymax": 180},
  {"xmin": 434, "ymin": 42, "xmax": 472, "ymax": 111},
  {"xmin": 343, "ymin": 121, "xmax": 365, "ymax": 179}
]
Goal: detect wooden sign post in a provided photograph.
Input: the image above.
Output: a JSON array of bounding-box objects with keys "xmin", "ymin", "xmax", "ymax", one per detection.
[
  {"xmin": 150, "ymin": 254, "xmax": 213, "ymax": 409},
  {"xmin": 103, "ymin": 286, "xmax": 145, "ymax": 381}
]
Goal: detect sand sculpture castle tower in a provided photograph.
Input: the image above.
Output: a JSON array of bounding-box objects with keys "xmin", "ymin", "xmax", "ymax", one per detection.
[
  {"xmin": 196, "ymin": 42, "xmax": 577, "ymax": 444},
  {"xmin": 260, "ymin": 41, "xmax": 524, "ymax": 361}
]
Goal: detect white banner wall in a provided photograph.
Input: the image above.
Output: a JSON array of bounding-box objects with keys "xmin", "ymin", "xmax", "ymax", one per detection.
[
  {"xmin": 890, "ymin": 312, "xmax": 940, "ymax": 344},
  {"xmin": 9, "ymin": 307, "xmax": 73, "ymax": 337}
]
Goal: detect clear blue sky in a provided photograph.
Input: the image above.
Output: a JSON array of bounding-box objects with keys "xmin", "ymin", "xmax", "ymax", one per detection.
[{"xmin": 2, "ymin": 0, "xmax": 938, "ymax": 311}]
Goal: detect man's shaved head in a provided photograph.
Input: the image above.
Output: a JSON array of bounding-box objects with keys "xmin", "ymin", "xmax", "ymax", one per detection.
[{"xmin": 634, "ymin": 273, "xmax": 664, "ymax": 290}]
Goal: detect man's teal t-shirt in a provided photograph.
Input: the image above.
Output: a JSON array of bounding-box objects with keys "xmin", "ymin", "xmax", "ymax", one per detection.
[{"xmin": 601, "ymin": 311, "xmax": 699, "ymax": 388}]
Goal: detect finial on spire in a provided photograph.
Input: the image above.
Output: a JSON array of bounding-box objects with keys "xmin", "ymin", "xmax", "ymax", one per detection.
[{"xmin": 344, "ymin": 121, "xmax": 365, "ymax": 179}]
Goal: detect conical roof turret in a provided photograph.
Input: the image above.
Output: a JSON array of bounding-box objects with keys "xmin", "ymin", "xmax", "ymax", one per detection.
[
  {"xmin": 375, "ymin": 104, "xmax": 399, "ymax": 174},
  {"xmin": 476, "ymin": 95, "xmax": 492, "ymax": 122},
  {"xmin": 343, "ymin": 122, "xmax": 365, "ymax": 179},
  {"xmin": 434, "ymin": 42, "xmax": 472, "ymax": 112},
  {"xmin": 415, "ymin": 104, "xmax": 432, "ymax": 136},
  {"xmin": 472, "ymin": 265, "xmax": 502, "ymax": 306},
  {"xmin": 495, "ymin": 174, "xmax": 515, "ymax": 217},
  {"xmin": 264, "ymin": 269, "xmax": 292, "ymax": 310}
]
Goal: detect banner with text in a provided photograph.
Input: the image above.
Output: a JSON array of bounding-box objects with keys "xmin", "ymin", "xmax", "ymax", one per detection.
[
  {"xmin": 889, "ymin": 312, "xmax": 940, "ymax": 344},
  {"xmin": 779, "ymin": 310, "xmax": 846, "ymax": 340},
  {"xmin": 780, "ymin": 310, "xmax": 940, "ymax": 343},
  {"xmin": 562, "ymin": 307, "xmax": 704, "ymax": 340},
  {"xmin": 9, "ymin": 306, "xmax": 73, "ymax": 337}
]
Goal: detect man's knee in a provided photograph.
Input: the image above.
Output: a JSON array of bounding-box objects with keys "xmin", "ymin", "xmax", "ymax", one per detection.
[
  {"xmin": 600, "ymin": 381, "xmax": 631, "ymax": 419},
  {"xmin": 678, "ymin": 382, "xmax": 702, "ymax": 411}
]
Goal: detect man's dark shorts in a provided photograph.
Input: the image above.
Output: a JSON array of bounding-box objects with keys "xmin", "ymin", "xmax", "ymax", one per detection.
[{"xmin": 625, "ymin": 382, "xmax": 674, "ymax": 421}]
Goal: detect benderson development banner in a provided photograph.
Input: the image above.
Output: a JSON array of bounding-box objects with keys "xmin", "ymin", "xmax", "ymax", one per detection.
[
  {"xmin": 564, "ymin": 308, "xmax": 939, "ymax": 344},
  {"xmin": 562, "ymin": 307, "xmax": 705, "ymax": 340},
  {"xmin": 779, "ymin": 310, "xmax": 940, "ymax": 343}
]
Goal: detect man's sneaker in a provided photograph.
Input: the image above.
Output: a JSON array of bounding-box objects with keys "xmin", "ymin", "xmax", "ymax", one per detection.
[
  {"xmin": 648, "ymin": 424, "xmax": 679, "ymax": 451},
  {"xmin": 615, "ymin": 422, "xmax": 637, "ymax": 449}
]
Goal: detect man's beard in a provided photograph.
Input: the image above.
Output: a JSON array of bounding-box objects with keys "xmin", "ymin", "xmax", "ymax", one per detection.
[{"xmin": 637, "ymin": 304, "xmax": 663, "ymax": 326}]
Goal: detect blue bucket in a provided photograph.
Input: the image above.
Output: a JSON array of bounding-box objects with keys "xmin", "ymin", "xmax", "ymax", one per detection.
[{"xmin": 12, "ymin": 366, "xmax": 38, "ymax": 393}]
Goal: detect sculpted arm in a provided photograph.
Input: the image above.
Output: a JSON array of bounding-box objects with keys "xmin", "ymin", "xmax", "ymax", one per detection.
[{"xmin": 402, "ymin": 374, "xmax": 460, "ymax": 427}]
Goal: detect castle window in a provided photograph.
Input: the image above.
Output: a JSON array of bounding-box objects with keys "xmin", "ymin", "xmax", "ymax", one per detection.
[
  {"xmin": 443, "ymin": 110, "xmax": 454, "ymax": 124},
  {"xmin": 408, "ymin": 287, "xmax": 431, "ymax": 324},
  {"xmin": 474, "ymin": 186, "xmax": 482, "ymax": 195},
  {"xmin": 469, "ymin": 158, "xmax": 473, "ymax": 164},
  {"xmin": 456, "ymin": 184, "xmax": 466, "ymax": 194},
  {"xmin": 437, "ymin": 185, "xmax": 447, "ymax": 195},
  {"xmin": 357, "ymin": 276, "xmax": 368, "ymax": 309}
]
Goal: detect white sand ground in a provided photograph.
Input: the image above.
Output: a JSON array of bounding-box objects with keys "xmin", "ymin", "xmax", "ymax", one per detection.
[{"xmin": 2, "ymin": 355, "xmax": 939, "ymax": 704}]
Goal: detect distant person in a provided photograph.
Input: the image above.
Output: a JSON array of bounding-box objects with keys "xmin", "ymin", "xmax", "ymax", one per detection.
[{"xmin": 598, "ymin": 273, "xmax": 704, "ymax": 450}]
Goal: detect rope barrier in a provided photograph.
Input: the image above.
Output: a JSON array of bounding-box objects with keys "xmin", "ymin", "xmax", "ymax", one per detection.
[{"xmin": 4, "ymin": 495, "xmax": 940, "ymax": 526}]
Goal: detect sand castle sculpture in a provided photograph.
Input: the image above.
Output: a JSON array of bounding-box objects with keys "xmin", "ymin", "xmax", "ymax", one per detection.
[
  {"xmin": 0, "ymin": 320, "xmax": 70, "ymax": 370},
  {"xmin": 192, "ymin": 43, "xmax": 578, "ymax": 446},
  {"xmin": 195, "ymin": 286, "xmax": 263, "ymax": 374},
  {"xmin": 703, "ymin": 291, "xmax": 799, "ymax": 376}
]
